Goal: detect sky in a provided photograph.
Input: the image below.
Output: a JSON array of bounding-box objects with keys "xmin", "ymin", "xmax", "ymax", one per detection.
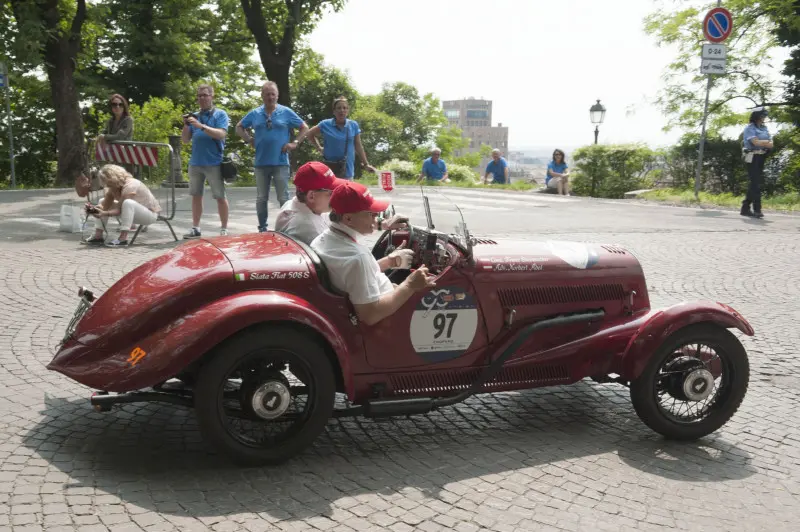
[{"xmin": 306, "ymin": 0, "xmax": 687, "ymax": 152}]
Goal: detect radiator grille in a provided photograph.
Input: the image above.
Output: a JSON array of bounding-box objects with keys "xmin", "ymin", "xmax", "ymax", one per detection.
[
  {"xmin": 390, "ymin": 365, "xmax": 570, "ymax": 395},
  {"xmin": 498, "ymin": 283, "xmax": 625, "ymax": 307},
  {"xmin": 601, "ymin": 245, "xmax": 628, "ymax": 255}
]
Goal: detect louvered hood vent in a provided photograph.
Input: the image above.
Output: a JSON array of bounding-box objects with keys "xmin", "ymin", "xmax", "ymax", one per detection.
[
  {"xmin": 498, "ymin": 283, "xmax": 625, "ymax": 306},
  {"xmin": 473, "ymin": 238, "xmax": 498, "ymax": 245}
]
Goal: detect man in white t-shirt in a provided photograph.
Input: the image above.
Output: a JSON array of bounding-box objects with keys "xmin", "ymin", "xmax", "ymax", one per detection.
[
  {"xmin": 274, "ymin": 162, "xmax": 346, "ymax": 244},
  {"xmin": 276, "ymin": 161, "xmax": 409, "ymax": 245},
  {"xmin": 311, "ymin": 181, "xmax": 436, "ymax": 326}
]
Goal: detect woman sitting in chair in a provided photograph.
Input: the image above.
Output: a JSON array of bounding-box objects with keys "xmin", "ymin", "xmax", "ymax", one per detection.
[{"xmin": 83, "ymin": 164, "xmax": 161, "ymax": 247}]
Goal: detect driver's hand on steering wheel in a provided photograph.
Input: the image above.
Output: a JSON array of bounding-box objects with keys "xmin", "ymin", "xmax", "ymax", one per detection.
[
  {"xmin": 405, "ymin": 266, "xmax": 436, "ymax": 292},
  {"xmin": 380, "ymin": 213, "xmax": 409, "ymax": 230}
]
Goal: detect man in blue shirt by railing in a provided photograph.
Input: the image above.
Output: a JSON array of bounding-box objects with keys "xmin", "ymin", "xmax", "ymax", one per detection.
[
  {"xmin": 236, "ymin": 81, "xmax": 309, "ymax": 232},
  {"xmin": 484, "ymin": 149, "xmax": 509, "ymax": 184},
  {"xmin": 417, "ymin": 147, "xmax": 450, "ymax": 183}
]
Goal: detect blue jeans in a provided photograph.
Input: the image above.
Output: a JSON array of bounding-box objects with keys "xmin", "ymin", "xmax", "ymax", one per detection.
[{"xmin": 255, "ymin": 165, "xmax": 290, "ymax": 231}]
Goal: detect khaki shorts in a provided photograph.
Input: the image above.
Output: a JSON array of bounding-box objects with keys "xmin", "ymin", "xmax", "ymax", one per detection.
[
  {"xmin": 189, "ymin": 165, "xmax": 226, "ymax": 199},
  {"xmin": 547, "ymin": 176, "xmax": 563, "ymax": 188}
]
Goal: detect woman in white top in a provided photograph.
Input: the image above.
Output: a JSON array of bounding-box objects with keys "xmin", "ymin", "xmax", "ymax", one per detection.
[{"xmin": 83, "ymin": 164, "xmax": 161, "ymax": 247}]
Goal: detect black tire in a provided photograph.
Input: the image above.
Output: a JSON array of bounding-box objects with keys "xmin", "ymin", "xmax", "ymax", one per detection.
[
  {"xmin": 630, "ymin": 323, "xmax": 749, "ymax": 440},
  {"xmin": 194, "ymin": 326, "xmax": 335, "ymax": 466}
]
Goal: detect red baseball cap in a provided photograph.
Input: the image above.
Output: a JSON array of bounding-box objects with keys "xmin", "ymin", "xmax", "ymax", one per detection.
[
  {"xmin": 329, "ymin": 181, "xmax": 390, "ymax": 215},
  {"xmin": 293, "ymin": 162, "xmax": 347, "ymax": 193}
]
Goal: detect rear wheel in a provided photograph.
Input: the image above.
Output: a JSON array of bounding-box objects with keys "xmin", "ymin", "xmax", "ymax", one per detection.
[
  {"xmin": 194, "ymin": 326, "xmax": 335, "ymax": 466},
  {"xmin": 630, "ymin": 323, "xmax": 749, "ymax": 440}
]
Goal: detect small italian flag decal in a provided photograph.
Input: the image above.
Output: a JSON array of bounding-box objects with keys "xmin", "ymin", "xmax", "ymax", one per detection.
[{"xmin": 234, "ymin": 273, "xmax": 246, "ymax": 281}]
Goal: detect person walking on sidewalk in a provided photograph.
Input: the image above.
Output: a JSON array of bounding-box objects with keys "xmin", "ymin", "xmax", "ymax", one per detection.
[
  {"xmin": 182, "ymin": 83, "xmax": 231, "ymax": 238},
  {"xmin": 236, "ymin": 81, "xmax": 309, "ymax": 232},
  {"xmin": 740, "ymin": 108, "xmax": 773, "ymax": 219}
]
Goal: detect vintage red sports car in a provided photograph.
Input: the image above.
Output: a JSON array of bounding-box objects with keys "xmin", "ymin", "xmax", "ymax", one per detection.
[{"xmin": 49, "ymin": 193, "xmax": 752, "ymax": 466}]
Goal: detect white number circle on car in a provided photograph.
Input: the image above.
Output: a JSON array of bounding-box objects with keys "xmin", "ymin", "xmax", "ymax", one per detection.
[{"xmin": 410, "ymin": 286, "xmax": 479, "ymax": 363}]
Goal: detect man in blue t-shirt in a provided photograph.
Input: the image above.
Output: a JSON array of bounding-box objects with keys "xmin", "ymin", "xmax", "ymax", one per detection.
[
  {"xmin": 417, "ymin": 147, "xmax": 450, "ymax": 183},
  {"xmin": 182, "ymin": 83, "xmax": 231, "ymax": 239},
  {"xmin": 236, "ymin": 81, "xmax": 309, "ymax": 232},
  {"xmin": 484, "ymin": 149, "xmax": 509, "ymax": 184}
]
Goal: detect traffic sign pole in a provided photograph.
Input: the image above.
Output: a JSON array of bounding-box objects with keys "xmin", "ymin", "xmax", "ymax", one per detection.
[
  {"xmin": 1, "ymin": 63, "xmax": 15, "ymax": 189},
  {"xmin": 695, "ymin": 1, "xmax": 728, "ymax": 200}
]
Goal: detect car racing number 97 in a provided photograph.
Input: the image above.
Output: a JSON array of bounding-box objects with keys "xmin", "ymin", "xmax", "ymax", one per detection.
[{"xmin": 409, "ymin": 286, "xmax": 479, "ymax": 363}]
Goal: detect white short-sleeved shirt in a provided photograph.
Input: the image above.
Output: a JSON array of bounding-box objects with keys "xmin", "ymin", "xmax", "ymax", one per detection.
[
  {"xmin": 310, "ymin": 223, "xmax": 394, "ymax": 304},
  {"xmin": 275, "ymin": 197, "xmax": 330, "ymax": 244}
]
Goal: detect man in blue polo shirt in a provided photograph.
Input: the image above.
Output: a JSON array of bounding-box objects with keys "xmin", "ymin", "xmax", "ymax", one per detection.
[
  {"xmin": 182, "ymin": 83, "xmax": 231, "ymax": 239},
  {"xmin": 417, "ymin": 147, "xmax": 450, "ymax": 183},
  {"xmin": 484, "ymin": 149, "xmax": 509, "ymax": 184},
  {"xmin": 236, "ymin": 81, "xmax": 309, "ymax": 232}
]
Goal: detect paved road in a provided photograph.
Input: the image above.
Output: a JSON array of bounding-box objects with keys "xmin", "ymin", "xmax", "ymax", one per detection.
[{"xmin": 0, "ymin": 186, "xmax": 798, "ymax": 531}]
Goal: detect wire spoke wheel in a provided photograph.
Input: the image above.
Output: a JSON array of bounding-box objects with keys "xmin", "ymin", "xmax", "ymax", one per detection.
[
  {"xmin": 194, "ymin": 327, "xmax": 335, "ymax": 466},
  {"xmin": 630, "ymin": 324, "xmax": 749, "ymax": 440}
]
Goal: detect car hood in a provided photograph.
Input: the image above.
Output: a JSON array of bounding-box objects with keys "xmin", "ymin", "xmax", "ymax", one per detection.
[
  {"xmin": 71, "ymin": 239, "xmax": 233, "ymax": 348},
  {"xmin": 471, "ymin": 239, "xmax": 640, "ymax": 274}
]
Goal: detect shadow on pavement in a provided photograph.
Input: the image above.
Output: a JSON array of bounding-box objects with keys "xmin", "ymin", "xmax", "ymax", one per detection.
[{"xmin": 23, "ymin": 384, "xmax": 757, "ymax": 521}]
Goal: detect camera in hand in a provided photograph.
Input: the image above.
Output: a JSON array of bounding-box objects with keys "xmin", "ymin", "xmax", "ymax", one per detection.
[
  {"xmin": 85, "ymin": 204, "xmax": 100, "ymax": 215},
  {"xmin": 183, "ymin": 112, "xmax": 199, "ymax": 123}
]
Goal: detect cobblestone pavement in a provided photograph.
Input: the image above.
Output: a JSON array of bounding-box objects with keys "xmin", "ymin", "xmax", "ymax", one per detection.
[{"xmin": 0, "ymin": 187, "xmax": 799, "ymax": 531}]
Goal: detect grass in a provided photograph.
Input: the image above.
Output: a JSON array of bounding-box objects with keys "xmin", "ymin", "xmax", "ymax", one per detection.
[{"xmin": 639, "ymin": 188, "xmax": 800, "ymax": 212}]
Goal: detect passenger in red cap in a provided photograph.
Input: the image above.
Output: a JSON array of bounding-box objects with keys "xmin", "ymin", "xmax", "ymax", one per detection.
[
  {"xmin": 274, "ymin": 162, "xmax": 347, "ymax": 244},
  {"xmin": 311, "ymin": 181, "xmax": 436, "ymax": 326}
]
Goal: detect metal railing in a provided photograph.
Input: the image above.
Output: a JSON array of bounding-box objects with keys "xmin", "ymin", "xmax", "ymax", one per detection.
[{"xmin": 90, "ymin": 139, "xmax": 180, "ymax": 244}]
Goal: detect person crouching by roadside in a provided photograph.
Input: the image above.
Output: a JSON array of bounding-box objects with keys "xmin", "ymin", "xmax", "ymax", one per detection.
[
  {"xmin": 417, "ymin": 147, "xmax": 450, "ymax": 183},
  {"xmin": 82, "ymin": 164, "xmax": 161, "ymax": 247},
  {"xmin": 546, "ymin": 149, "xmax": 570, "ymax": 195}
]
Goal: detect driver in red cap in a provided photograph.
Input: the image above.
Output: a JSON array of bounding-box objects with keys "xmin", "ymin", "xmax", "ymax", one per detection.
[
  {"xmin": 275, "ymin": 161, "xmax": 347, "ymax": 244},
  {"xmin": 276, "ymin": 161, "xmax": 408, "ymax": 245},
  {"xmin": 311, "ymin": 181, "xmax": 436, "ymax": 326}
]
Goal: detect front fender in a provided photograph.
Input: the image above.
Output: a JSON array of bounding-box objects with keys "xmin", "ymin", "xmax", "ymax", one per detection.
[
  {"xmin": 48, "ymin": 291, "xmax": 353, "ymax": 397},
  {"xmin": 619, "ymin": 300, "xmax": 754, "ymax": 379}
]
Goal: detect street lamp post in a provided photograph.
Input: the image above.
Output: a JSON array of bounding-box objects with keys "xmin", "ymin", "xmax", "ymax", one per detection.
[
  {"xmin": 589, "ymin": 99, "xmax": 606, "ymax": 144},
  {"xmin": 588, "ymin": 99, "xmax": 606, "ymax": 197}
]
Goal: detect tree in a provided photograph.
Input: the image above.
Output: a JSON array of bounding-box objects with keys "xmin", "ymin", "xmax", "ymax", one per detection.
[
  {"xmin": 376, "ymin": 82, "xmax": 447, "ymax": 151},
  {"xmin": 84, "ymin": 0, "xmax": 260, "ymax": 109},
  {"xmin": 644, "ymin": 0, "xmax": 789, "ymax": 134},
  {"xmin": 8, "ymin": 0, "xmax": 93, "ymax": 186},
  {"xmin": 239, "ymin": 0, "xmax": 346, "ymax": 106}
]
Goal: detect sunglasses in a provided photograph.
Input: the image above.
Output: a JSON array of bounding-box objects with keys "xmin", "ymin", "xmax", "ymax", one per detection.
[
  {"xmin": 266, "ymin": 115, "xmax": 272, "ymax": 130},
  {"xmin": 110, "ymin": 102, "xmax": 123, "ymax": 108}
]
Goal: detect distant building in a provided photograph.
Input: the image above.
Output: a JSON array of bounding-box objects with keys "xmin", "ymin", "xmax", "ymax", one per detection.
[{"xmin": 442, "ymin": 97, "xmax": 509, "ymax": 171}]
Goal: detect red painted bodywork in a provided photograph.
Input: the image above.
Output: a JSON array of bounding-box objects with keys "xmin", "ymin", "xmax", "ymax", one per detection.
[{"xmin": 48, "ymin": 232, "xmax": 754, "ymax": 403}]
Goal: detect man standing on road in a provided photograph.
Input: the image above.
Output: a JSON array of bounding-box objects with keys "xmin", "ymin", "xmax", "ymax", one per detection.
[
  {"xmin": 182, "ymin": 84, "xmax": 231, "ymax": 238},
  {"xmin": 483, "ymin": 149, "xmax": 509, "ymax": 185},
  {"xmin": 236, "ymin": 81, "xmax": 309, "ymax": 232},
  {"xmin": 311, "ymin": 182, "xmax": 435, "ymax": 326},
  {"xmin": 417, "ymin": 147, "xmax": 450, "ymax": 183}
]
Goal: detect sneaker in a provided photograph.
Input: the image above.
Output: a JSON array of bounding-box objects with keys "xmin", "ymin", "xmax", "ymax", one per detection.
[
  {"xmin": 81, "ymin": 236, "xmax": 105, "ymax": 245},
  {"xmin": 183, "ymin": 228, "xmax": 202, "ymax": 239},
  {"xmin": 220, "ymin": 228, "xmax": 229, "ymax": 236},
  {"xmin": 105, "ymin": 238, "xmax": 128, "ymax": 248}
]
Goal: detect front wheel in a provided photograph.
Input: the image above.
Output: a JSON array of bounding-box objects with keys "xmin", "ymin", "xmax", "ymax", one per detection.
[
  {"xmin": 630, "ymin": 323, "xmax": 749, "ymax": 440},
  {"xmin": 194, "ymin": 326, "xmax": 335, "ymax": 466}
]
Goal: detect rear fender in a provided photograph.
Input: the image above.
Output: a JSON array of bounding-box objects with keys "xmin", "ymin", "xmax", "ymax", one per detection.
[
  {"xmin": 620, "ymin": 301, "xmax": 753, "ymax": 380},
  {"xmin": 51, "ymin": 291, "xmax": 353, "ymax": 397}
]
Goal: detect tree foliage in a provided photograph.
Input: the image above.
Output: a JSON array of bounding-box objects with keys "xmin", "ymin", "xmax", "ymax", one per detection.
[
  {"xmin": 239, "ymin": 0, "xmax": 346, "ymax": 105},
  {"xmin": 645, "ymin": 0, "xmax": 791, "ymax": 134}
]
